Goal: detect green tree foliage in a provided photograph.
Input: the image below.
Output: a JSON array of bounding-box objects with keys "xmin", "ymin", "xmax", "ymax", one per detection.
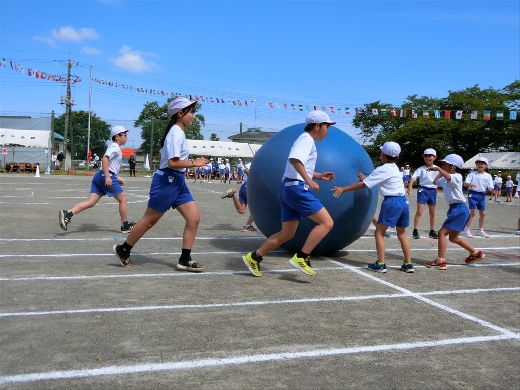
[
  {"xmin": 134, "ymin": 98, "xmax": 205, "ymax": 161},
  {"xmin": 54, "ymin": 110, "xmax": 111, "ymax": 159},
  {"xmin": 353, "ymin": 81, "xmax": 520, "ymax": 167},
  {"xmin": 210, "ymin": 133, "xmax": 219, "ymax": 141}
]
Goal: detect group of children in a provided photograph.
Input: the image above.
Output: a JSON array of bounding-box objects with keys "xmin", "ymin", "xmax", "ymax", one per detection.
[{"xmin": 58, "ymin": 100, "xmax": 499, "ymax": 276}]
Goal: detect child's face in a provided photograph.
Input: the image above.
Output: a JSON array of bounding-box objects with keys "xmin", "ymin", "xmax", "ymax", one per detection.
[
  {"xmin": 440, "ymin": 161, "xmax": 455, "ymax": 172},
  {"xmin": 475, "ymin": 161, "xmax": 487, "ymax": 171},
  {"xmin": 423, "ymin": 154, "xmax": 436, "ymax": 165}
]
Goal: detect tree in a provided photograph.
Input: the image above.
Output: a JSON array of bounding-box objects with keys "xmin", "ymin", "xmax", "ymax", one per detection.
[
  {"xmin": 54, "ymin": 110, "xmax": 111, "ymax": 159},
  {"xmin": 352, "ymin": 81, "xmax": 520, "ymax": 166},
  {"xmin": 134, "ymin": 98, "xmax": 205, "ymax": 161},
  {"xmin": 210, "ymin": 133, "xmax": 219, "ymax": 141}
]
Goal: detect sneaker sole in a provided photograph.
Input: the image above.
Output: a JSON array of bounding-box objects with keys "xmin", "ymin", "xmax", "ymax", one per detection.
[
  {"xmin": 401, "ymin": 268, "xmax": 414, "ymax": 273},
  {"xmin": 59, "ymin": 210, "xmax": 67, "ymax": 231},
  {"xmin": 465, "ymin": 253, "xmax": 485, "ymax": 264},
  {"xmin": 242, "ymin": 256, "xmax": 262, "ymax": 277},
  {"xmin": 426, "ymin": 264, "xmax": 447, "ymax": 270},
  {"xmin": 289, "ymin": 259, "xmax": 316, "ymax": 276},
  {"xmin": 367, "ymin": 267, "xmax": 387, "ymax": 273},
  {"xmin": 176, "ymin": 264, "xmax": 205, "ymax": 272},
  {"xmin": 113, "ymin": 244, "xmax": 132, "ymax": 267}
]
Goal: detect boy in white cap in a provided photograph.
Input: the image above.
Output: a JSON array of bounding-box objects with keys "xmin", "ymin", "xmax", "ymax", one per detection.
[
  {"xmin": 493, "ymin": 171, "xmax": 503, "ymax": 203},
  {"xmin": 505, "ymin": 175, "xmax": 514, "ymax": 202},
  {"xmin": 403, "ymin": 164, "xmax": 411, "ymax": 188},
  {"xmin": 59, "ymin": 126, "xmax": 135, "ymax": 233},
  {"xmin": 333, "ymin": 141, "xmax": 414, "ymax": 273},
  {"xmin": 407, "ymin": 148, "xmax": 439, "ymax": 239},
  {"xmin": 242, "ymin": 111, "xmax": 336, "ymax": 277},
  {"xmin": 224, "ymin": 158, "xmax": 231, "ymax": 183},
  {"xmin": 426, "ymin": 154, "xmax": 485, "ymax": 269},
  {"xmin": 236, "ymin": 158, "xmax": 245, "ymax": 184},
  {"xmin": 113, "ymin": 97, "xmax": 208, "ymax": 270},
  {"xmin": 463, "ymin": 157, "xmax": 494, "ymax": 238}
]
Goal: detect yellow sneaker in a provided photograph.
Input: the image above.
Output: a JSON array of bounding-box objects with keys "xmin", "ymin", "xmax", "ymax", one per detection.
[
  {"xmin": 289, "ymin": 254, "xmax": 316, "ymax": 276},
  {"xmin": 242, "ymin": 252, "xmax": 262, "ymax": 277}
]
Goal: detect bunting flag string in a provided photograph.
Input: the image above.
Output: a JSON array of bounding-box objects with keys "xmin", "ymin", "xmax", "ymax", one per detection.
[{"xmin": 0, "ymin": 57, "xmax": 517, "ymax": 121}]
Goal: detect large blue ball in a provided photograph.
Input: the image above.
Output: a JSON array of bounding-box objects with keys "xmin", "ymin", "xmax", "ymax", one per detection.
[{"xmin": 248, "ymin": 123, "xmax": 378, "ymax": 255}]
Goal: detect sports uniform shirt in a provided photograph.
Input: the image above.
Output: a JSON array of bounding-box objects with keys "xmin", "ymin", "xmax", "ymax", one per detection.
[
  {"xmin": 403, "ymin": 168, "xmax": 410, "ymax": 176},
  {"xmin": 363, "ymin": 163, "xmax": 405, "ymax": 197},
  {"xmin": 494, "ymin": 176, "xmax": 503, "ymax": 186},
  {"xmin": 104, "ymin": 142, "xmax": 123, "ymax": 175},
  {"xmin": 159, "ymin": 124, "xmax": 189, "ymax": 172},
  {"xmin": 505, "ymin": 179, "xmax": 514, "ymax": 188},
  {"xmin": 243, "ymin": 162, "xmax": 251, "ymax": 182},
  {"xmin": 437, "ymin": 173, "xmax": 466, "ymax": 205},
  {"xmin": 411, "ymin": 165, "xmax": 438, "ymax": 188},
  {"xmin": 464, "ymin": 171, "xmax": 494, "ymax": 193},
  {"xmin": 282, "ymin": 132, "xmax": 316, "ymax": 182}
]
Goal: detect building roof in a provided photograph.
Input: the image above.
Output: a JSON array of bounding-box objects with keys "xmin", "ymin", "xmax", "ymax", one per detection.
[{"xmin": 228, "ymin": 128, "xmax": 276, "ymax": 143}]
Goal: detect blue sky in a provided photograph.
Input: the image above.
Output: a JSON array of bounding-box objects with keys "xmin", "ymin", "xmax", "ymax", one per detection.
[{"xmin": 1, "ymin": 0, "xmax": 518, "ymax": 150}]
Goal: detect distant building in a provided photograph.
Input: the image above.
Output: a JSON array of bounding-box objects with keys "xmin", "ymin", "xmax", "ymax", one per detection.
[{"xmin": 228, "ymin": 127, "xmax": 276, "ymax": 145}]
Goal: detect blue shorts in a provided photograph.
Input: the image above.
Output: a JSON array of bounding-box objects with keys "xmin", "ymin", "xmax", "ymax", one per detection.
[
  {"xmin": 467, "ymin": 190, "xmax": 486, "ymax": 211},
  {"xmin": 377, "ymin": 196, "xmax": 410, "ymax": 228},
  {"xmin": 238, "ymin": 169, "xmax": 244, "ymax": 176},
  {"xmin": 442, "ymin": 203, "xmax": 470, "ymax": 232},
  {"xmin": 506, "ymin": 187, "xmax": 512, "ymax": 194},
  {"xmin": 204, "ymin": 168, "xmax": 209, "ymax": 175},
  {"xmin": 494, "ymin": 184, "xmax": 501, "ymax": 192},
  {"xmin": 280, "ymin": 180, "xmax": 323, "ymax": 222},
  {"xmin": 417, "ymin": 186, "xmax": 437, "ymax": 206},
  {"xmin": 219, "ymin": 169, "xmax": 224, "ymax": 175},
  {"xmin": 147, "ymin": 169, "xmax": 194, "ymax": 213},
  {"xmin": 90, "ymin": 170, "xmax": 123, "ymax": 197},
  {"xmin": 403, "ymin": 175, "xmax": 410, "ymax": 182},
  {"xmin": 238, "ymin": 182, "xmax": 248, "ymax": 204}
]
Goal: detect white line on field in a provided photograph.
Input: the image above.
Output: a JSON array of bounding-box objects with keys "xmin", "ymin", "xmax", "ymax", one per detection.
[{"xmin": 0, "ymin": 334, "xmax": 517, "ymax": 384}]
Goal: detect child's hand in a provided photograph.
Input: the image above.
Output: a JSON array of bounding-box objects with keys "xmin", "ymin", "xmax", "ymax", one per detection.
[
  {"xmin": 427, "ymin": 166, "xmax": 440, "ymax": 172},
  {"xmin": 117, "ymin": 177, "xmax": 125, "ymax": 186},
  {"xmin": 467, "ymin": 183, "xmax": 476, "ymax": 189},
  {"xmin": 357, "ymin": 172, "xmax": 366, "ymax": 181},
  {"xmin": 320, "ymin": 172, "xmax": 335, "ymax": 182},
  {"xmin": 332, "ymin": 186, "xmax": 344, "ymax": 197}
]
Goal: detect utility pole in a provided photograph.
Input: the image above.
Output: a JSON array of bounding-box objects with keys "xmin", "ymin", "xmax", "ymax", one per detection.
[
  {"xmin": 60, "ymin": 55, "xmax": 75, "ymax": 170},
  {"xmin": 239, "ymin": 122, "xmax": 242, "ymax": 143},
  {"xmin": 150, "ymin": 118, "xmax": 154, "ymax": 169}
]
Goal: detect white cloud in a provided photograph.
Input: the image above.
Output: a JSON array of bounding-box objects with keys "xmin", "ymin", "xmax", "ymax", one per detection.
[
  {"xmin": 51, "ymin": 26, "xmax": 99, "ymax": 42},
  {"xmin": 81, "ymin": 46, "xmax": 102, "ymax": 56},
  {"xmin": 111, "ymin": 45, "xmax": 157, "ymax": 72},
  {"xmin": 34, "ymin": 35, "xmax": 56, "ymax": 47}
]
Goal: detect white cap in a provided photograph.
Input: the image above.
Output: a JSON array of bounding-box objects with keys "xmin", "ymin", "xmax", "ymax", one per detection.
[
  {"xmin": 405, "ymin": 164, "xmax": 410, "ymax": 167},
  {"xmin": 497, "ymin": 171, "xmax": 502, "ymax": 173},
  {"xmin": 238, "ymin": 158, "xmax": 242, "ymax": 161},
  {"xmin": 110, "ymin": 125, "xmax": 129, "ymax": 138},
  {"xmin": 475, "ymin": 156, "xmax": 489, "ymax": 165},
  {"xmin": 167, "ymin": 97, "xmax": 197, "ymax": 116},
  {"xmin": 439, "ymin": 154, "xmax": 464, "ymax": 169},
  {"xmin": 305, "ymin": 110, "xmax": 336, "ymax": 125},
  {"xmin": 380, "ymin": 141, "xmax": 401, "ymax": 157},
  {"xmin": 423, "ymin": 148, "xmax": 437, "ymax": 156},
  {"xmin": 507, "ymin": 175, "xmax": 511, "ymax": 177}
]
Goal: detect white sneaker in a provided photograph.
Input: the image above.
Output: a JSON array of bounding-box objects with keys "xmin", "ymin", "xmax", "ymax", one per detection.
[
  {"xmin": 463, "ymin": 228, "xmax": 473, "ymax": 238},
  {"xmin": 478, "ymin": 229, "xmax": 490, "ymax": 238},
  {"xmin": 516, "ymin": 230, "xmax": 520, "ymax": 235}
]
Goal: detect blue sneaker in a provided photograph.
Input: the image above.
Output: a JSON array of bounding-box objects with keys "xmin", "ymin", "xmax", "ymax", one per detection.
[
  {"xmin": 367, "ymin": 261, "xmax": 387, "ymax": 273},
  {"xmin": 384, "ymin": 231, "xmax": 391, "ymax": 238},
  {"xmin": 400, "ymin": 262, "xmax": 414, "ymax": 273}
]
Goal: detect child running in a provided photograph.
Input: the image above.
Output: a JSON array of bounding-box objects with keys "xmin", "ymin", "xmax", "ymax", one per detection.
[
  {"xmin": 59, "ymin": 126, "xmax": 135, "ymax": 233},
  {"xmin": 426, "ymin": 154, "xmax": 485, "ymax": 269},
  {"xmin": 333, "ymin": 141, "xmax": 413, "ymax": 273},
  {"xmin": 407, "ymin": 148, "xmax": 439, "ymax": 239},
  {"xmin": 463, "ymin": 157, "xmax": 494, "ymax": 238},
  {"xmin": 242, "ymin": 111, "xmax": 335, "ymax": 277},
  {"xmin": 222, "ymin": 161, "xmax": 256, "ymax": 231},
  {"xmin": 113, "ymin": 97, "xmax": 208, "ymax": 270}
]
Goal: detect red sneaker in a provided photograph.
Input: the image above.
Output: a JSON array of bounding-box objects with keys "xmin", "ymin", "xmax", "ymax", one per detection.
[
  {"xmin": 465, "ymin": 251, "xmax": 485, "ymax": 264},
  {"xmin": 426, "ymin": 259, "xmax": 447, "ymax": 270}
]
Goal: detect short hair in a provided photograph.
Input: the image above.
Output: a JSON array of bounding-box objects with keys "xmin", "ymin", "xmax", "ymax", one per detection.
[{"xmin": 384, "ymin": 153, "xmax": 398, "ymax": 161}]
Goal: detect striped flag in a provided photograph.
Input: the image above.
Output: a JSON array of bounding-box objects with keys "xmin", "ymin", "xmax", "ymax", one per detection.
[
  {"xmin": 412, "ymin": 110, "xmax": 418, "ymax": 118},
  {"xmin": 483, "ymin": 110, "xmax": 491, "ymax": 120},
  {"xmin": 510, "ymin": 111, "xmax": 517, "ymax": 120},
  {"xmin": 381, "ymin": 109, "xmax": 387, "ymax": 116},
  {"xmin": 346, "ymin": 107, "xmax": 350, "ymax": 115},
  {"xmin": 268, "ymin": 102, "xmax": 273, "ymax": 108},
  {"xmin": 400, "ymin": 109, "xmax": 406, "ymax": 118},
  {"xmin": 423, "ymin": 110, "xmax": 429, "ymax": 118},
  {"xmin": 391, "ymin": 109, "xmax": 397, "ymax": 117},
  {"xmin": 496, "ymin": 111, "xmax": 504, "ymax": 120},
  {"xmin": 291, "ymin": 104, "xmax": 296, "ymax": 110},
  {"xmin": 444, "ymin": 110, "xmax": 451, "ymax": 119},
  {"xmin": 434, "ymin": 110, "xmax": 440, "ymax": 118},
  {"xmin": 470, "ymin": 111, "xmax": 478, "ymax": 120},
  {"xmin": 330, "ymin": 106, "xmax": 335, "ymax": 113},
  {"xmin": 298, "ymin": 105, "xmax": 303, "ymax": 111}
]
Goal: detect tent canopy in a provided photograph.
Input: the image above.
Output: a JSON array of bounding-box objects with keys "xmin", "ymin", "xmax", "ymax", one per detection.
[
  {"xmin": 187, "ymin": 140, "xmax": 256, "ymax": 158},
  {"xmin": 0, "ymin": 128, "xmax": 50, "ymax": 148},
  {"xmin": 463, "ymin": 152, "xmax": 520, "ymax": 170}
]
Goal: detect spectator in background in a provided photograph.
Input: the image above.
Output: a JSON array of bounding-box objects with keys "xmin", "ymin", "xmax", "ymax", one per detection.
[
  {"xmin": 128, "ymin": 155, "xmax": 136, "ymax": 177},
  {"xmin": 56, "ymin": 151, "xmax": 65, "ymax": 171},
  {"xmin": 51, "ymin": 151, "xmax": 57, "ymax": 171}
]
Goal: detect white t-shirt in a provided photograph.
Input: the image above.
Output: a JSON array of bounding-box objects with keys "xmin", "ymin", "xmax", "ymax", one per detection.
[
  {"xmin": 464, "ymin": 171, "xmax": 494, "ymax": 193},
  {"xmin": 51, "ymin": 154, "xmax": 57, "ymax": 162},
  {"xmin": 243, "ymin": 162, "xmax": 251, "ymax": 182},
  {"xmin": 403, "ymin": 168, "xmax": 410, "ymax": 176},
  {"xmin": 363, "ymin": 163, "xmax": 405, "ymax": 197},
  {"xmin": 438, "ymin": 173, "xmax": 466, "ymax": 205},
  {"xmin": 411, "ymin": 165, "xmax": 438, "ymax": 188},
  {"xmin": 494, "ymin": 176, "xmax": 503, "ymax": 186},
  {"xmin": 219, "ymin": 163, "xmax": 225, "ymax": 171},
  {"xmin": 237, "ymin": 162, "xmax": 244, "ymax": 171},
  {"xmin": 159, "ymin": 124, "xmax": 189, "ymax": 171},
  {"xmin": 104, "ymin": 142, "xmax": 123, "ymax": 175},
  {"xmin": 283, "ymin": 132, "xmax": 316, "ymax": 182},
  {"xmin": 505, "ymin": 180, "xmax": 514, "ymax": 188}
]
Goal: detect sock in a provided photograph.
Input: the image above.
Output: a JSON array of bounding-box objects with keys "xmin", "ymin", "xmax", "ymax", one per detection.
[
  {"xmin": 180, "ymin": 248, "xmax": 191, "ymax": 261},
  {"xmin": 297, "ymin": 250, "xmax": 309, "ymax": 259},
  {"xmin": 478, "ymin": 228, "xmax": 484, "ymax": 231},
  {"xmin": 404, "ymin": 261, "xmax": 412, "ymax": 265},
  {"xmin": 67, "ymin": 210, "xmax": 73, "ymax": 217},
  {"xmin": 121, "ymin": 241, "xmax": 133, "ymax": 253},
  {"xmin": 121, "ymin": 221, "xmax": 128, "ymax": 228},
  {"xmin": 251, "ymin": 251, "xmax": 263, "ymax": 262}
]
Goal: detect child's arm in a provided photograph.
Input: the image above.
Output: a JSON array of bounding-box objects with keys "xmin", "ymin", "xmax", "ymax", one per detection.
[
  {"xmin": 407, "ymin": 178, "xmax": 415, "ymax": 195},
  {"xmin": 290, "ymin": 158, "xmax": 318, "ymax": 191},
  {"xmin": 313, "ymin": 171, "xmax": 335, "ymax": 182},
  {"xmin": 332, "ymin": 172, "xmax": 366, "ymax": 197},
  {"xmin": 428, "ymin": 166, "xmax": 451, "ymax": 182}
]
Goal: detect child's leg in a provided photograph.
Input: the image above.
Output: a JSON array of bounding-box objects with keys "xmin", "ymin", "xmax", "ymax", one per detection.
[
  {"xmin": 374, "ymin": 223, "xmax": 388, "ymax": 263},
  {"xmin": 301, "ymin": 208, "xmax": 334, "ymax": 254},
  {"xmin": 395, "ymin": 226, "xmax": 411, "ymax": 263},
  {"xmin": 125, "ymin": 207, "xmax": 164, "ymax": 246},
  {"xmin": 448, "ymin": 230, "xmax": 475, "ymax": 253},
  {"xmin": 70, "ymin": 193, "xmax": 103, "ymax": 215},
  {"xmin": 233, "ymin": 197, "xmax": 247, "ymax": 214},
  {"xmin": 113, "ymin": 192, "xmax": 129, "ymax": 222},
  {"xmin": 256, "ymin": 220, "xmax": 299, "ymax": 257},
  {"xmin": 245, "ymin": 214, "xmax": 254, "ymax": 226},
  {"xmin": 413, "ymin": 203, "xmax": 424, "ymax": 229},
  {"xmin": 176, "ymin": 201, "xmax": 202, "ymax": 250},
  {"xmin": 478, "ymin": 210, "xmax": 486, "ymax": 229},
  {"xmin": 437, "ymin": 226, "xmax": 450, "ymax": 259},
  {"xmin": 466, "ymin": 209, "xmax": 477, "ymax": 228},
  {"xmin": 428, "ymin": 204, "xmax": 436, "ymax": 230}
]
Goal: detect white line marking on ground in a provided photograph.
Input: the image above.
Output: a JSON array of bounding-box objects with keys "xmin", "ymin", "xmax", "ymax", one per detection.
[
  {"xmin": 325, "ymin": 258, "xmax": 519, "ymax": 338},
  {"xmin": 1, "ymin": 287, "xmax": 518, "ymax": 317},
  {"xmin": 0, "ymin": 334, "xmax": 516, "ymax": 384}
]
